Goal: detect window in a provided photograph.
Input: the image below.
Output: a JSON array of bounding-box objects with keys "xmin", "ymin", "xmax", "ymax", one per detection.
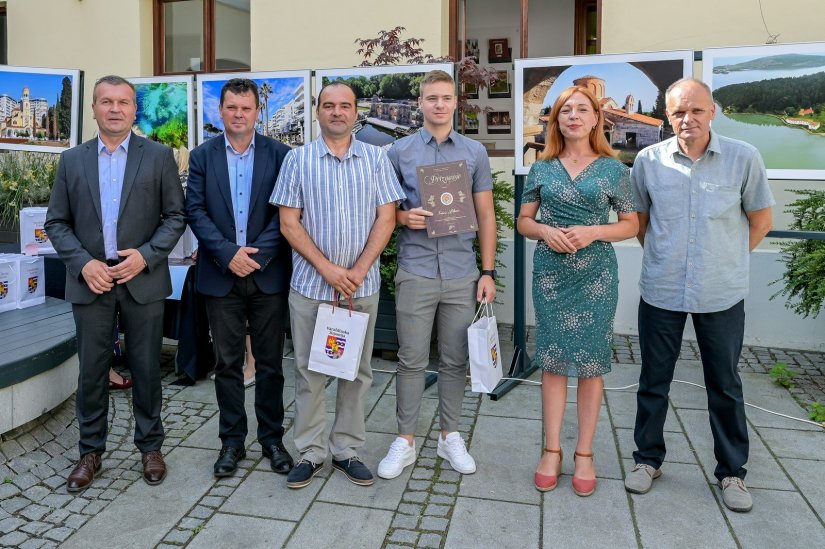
[
  {"xmin": 154, "ymin": 0, "xmax": 250, "ymax": 75},
  {"xmin": 574, "ymin": 0, "xmax": 600, "ymax": 55},
  {"xmin": 0, "ymin": 3, "xmax": 7, "ymax": 65}
]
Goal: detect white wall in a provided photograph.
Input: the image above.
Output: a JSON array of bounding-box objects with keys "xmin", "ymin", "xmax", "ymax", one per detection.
[{"xmin": 495, "ymin": 239, "xmax": 825, "ymax": 351}]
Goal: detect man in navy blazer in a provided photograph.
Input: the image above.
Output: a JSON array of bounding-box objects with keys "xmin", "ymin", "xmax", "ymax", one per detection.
[{"xmin": 186, "ymin": 78, "xmax": 294, "ymax": 477}]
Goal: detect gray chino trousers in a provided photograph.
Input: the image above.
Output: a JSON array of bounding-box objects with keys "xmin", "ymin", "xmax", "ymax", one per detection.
[
  {"xmin": 395, "ymin": 268, "xmax": 478, "ymax": 434},
  {"xmin": 289, "ymin": 289, "xmax": 379, "ymax": 462}
]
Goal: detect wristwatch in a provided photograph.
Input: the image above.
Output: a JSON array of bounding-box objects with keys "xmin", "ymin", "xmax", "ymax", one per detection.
[{"xmin": 481, "ymin": 269, "xmax": 496, "ymax": 280}]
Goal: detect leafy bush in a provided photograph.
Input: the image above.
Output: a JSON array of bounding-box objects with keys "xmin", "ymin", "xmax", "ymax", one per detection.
[
  {"xmin": 772, "ymin": 189, "xmax": 825, "ymax": 318},
  {"xmin": 0, "ymin": 151, "xmax": 59, "ymax": 225}
]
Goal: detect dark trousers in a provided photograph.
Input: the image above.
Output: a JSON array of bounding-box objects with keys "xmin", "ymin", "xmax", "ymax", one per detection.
[
  {"xmin": 633, "ymin": 298, "xmax": 749, "ymax": 481},
  {"xmin": 73, "ymin": 285, "xmax": 165, "ymax": 456},
  {"xmin": 204, "ymin": 277, "xmax": 286, "ymax": 449}
]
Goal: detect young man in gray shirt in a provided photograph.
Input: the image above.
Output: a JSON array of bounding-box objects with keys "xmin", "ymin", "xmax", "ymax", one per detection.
[{"xmin": 378, "ymin": 70, "xmax": 497, "ymax": 479}]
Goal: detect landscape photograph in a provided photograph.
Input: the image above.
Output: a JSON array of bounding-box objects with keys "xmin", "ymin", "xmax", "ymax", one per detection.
[
  {"xmin": 0, "ymin": 65, "xmax": 80, "ymax": 153},
  {"xmin": 514, "ymin": 51, "xmax": 692, "ymax": 174},
  {"xmin": 197, "ymin": 70, "xmax": 311, "ymax": 147},
  {"xmin": 315, "ymin": 63, "xmax": 453, "ymax": 147},
  {"xmin": 128, "ymin": 76, "xmax": 194, "ymax": 150},
  {"xmin": 703, "ymin": 42, "xmax": 825, "ymax": 180}
]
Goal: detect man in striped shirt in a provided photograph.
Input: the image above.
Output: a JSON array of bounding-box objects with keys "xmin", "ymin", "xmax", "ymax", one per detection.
[{"xmin": 271, "ymin": 81, "xmax": 405, "ymax": 489}]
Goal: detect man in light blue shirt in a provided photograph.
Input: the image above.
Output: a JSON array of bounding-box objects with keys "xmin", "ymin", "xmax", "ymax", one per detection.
[
  {"xmin": 271, "ymin": 81, "xmax": 404, "ymax": 489},
  {"xmin": 626, "ymin": 78, "xmax": 774, "ymax": 513}
]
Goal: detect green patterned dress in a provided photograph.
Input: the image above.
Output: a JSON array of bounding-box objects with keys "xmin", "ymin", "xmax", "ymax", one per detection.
[{"xmin": 522, "ymin": 157, "xmax": 635, "ymax": 378}]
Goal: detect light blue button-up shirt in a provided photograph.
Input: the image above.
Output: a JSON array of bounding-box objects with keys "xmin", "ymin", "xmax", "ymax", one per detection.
[
  {"xmin": 270, "ymin": 137, "xmax": 405, "ymax": 300},
  {"xmin": 225, "ymin": 134, "xmax": 255, "ymax": 246},
  {"xmin": 631, "ymin": 133, "xmax": 775, "ymax": 313},
  {"xmin": 98, "ymin": 134, "xmax": 130, "ymax": 260}
]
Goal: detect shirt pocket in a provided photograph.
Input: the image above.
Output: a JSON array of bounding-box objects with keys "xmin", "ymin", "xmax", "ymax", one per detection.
[{"xmin": 700, "ymin": 182, "xmax": 740, "ymax": 219}]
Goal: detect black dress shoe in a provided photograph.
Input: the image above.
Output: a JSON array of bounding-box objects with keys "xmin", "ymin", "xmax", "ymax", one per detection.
[
  {"xmin": 214, "ymin": 446, "xmax": 246, "ymax": 477},
  {"xmin": 262, "ymin": 442, "xmax": 294, "ymax": 474}
]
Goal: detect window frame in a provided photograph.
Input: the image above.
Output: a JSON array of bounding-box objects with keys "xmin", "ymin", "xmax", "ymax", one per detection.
[{"xmin": 153, "ymin": 0, "xmax": 249, "ymax": 76}]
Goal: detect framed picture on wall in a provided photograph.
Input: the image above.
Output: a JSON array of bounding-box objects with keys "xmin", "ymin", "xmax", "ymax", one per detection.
[
  {"xmin": 315, "ymin": 63, "xmax": 453, "ymax": 146},
  {"xmin": 462, "ymin": 111, "xmax": 479, "ymax": 134},
  {"xmin": 702, "ymin": 41, "xmax": 825, "ymax": 180},
  {"xmin": 487, "ymin": 111, "xmax": 511, "ymax": 134},
  {"xmin": 488, "ymin": 70, "xmax": 511, "ymax": 98},
  {"xmin": 196, "ymin": 70, "xmax": 311, "ymax": 147},
  {"xmin": 128, "ymin": 75, "xmax": 195, "ymax": 151},
  {"xmin": 514, "ymin": 50, "xmax": 693, "ymax": 174},
  {"xmin": 0, "ymin": 65, "xmax": 81, "ymax": 153},
  {"xmin": 488, "ymin": 39, "xmax": 511, "ymax": 63},
  {"xmin": 463, "ymin": 82, "xmax": 479, "ymax": 100},
  {"xmin": 466, "ymin": 39, "xmax": 480, "ymax": 64}
]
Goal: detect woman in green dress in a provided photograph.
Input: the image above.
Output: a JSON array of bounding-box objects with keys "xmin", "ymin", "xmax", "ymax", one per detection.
[{"xmin": 517, "ymin": 86, "xmax": 638, "ymax": 496}]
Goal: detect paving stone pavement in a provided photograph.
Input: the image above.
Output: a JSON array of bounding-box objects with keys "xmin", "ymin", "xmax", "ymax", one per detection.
[{"xmin": 0, "ymin": 331, "xmax": 823, "ymax": 548}]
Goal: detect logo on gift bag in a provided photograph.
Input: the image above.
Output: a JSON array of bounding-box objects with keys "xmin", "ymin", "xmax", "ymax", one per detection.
[
  {"xmin": 27, "ymin": 276, "xmax": 38, "ymax": 294},
  {"xmin": 0, "ymin": 280, "xmax": 8, "ymax": 299},
  {"xmin": 490, "ymin": 343, "xmax": 498, "ymax": 368},
  {"xmin": 34, "ymin": 228, "xmax": 49, "ymax": 243},
  {"xmin": 325, "ymin": 334, "xmax": 346, "ymax": 359}
]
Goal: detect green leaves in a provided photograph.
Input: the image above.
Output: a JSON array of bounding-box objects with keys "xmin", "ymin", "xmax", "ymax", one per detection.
[{"xmin": 772, "ymin": 189, "xmax": 825, "ymax": 318}]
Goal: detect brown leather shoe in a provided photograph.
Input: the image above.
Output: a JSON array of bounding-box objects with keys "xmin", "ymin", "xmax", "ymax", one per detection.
[
  {"xmin": 66, "ymin": 453, "xmax": 102, "ymax": 493},
  {"xmin": 142, "ymin": 450, "xmax": 167, "ymax": 485}
]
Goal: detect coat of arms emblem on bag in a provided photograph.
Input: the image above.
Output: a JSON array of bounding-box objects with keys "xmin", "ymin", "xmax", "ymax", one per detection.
[{"xmin": 325, "ymin": 334, "xmax": 346, "ymax": 359}]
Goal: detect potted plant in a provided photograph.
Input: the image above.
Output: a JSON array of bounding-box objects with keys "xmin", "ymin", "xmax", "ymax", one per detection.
[
  {"xmin": 0, "ymin": 151, "xmax": 59, "ymax": 244},
  {"xmin": 772, "ymin": 189, "xmax": 825, "ymax": 318}
]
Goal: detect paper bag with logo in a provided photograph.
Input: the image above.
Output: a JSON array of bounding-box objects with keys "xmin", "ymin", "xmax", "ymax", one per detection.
[
  {"xmin": 0, "ymin": 257, "xmax": 19, "ymax": 313},
  {"xmin": 467, "ymin": 300, "xmax": 503, "ymax": 393},
  {"xmin": 15, "ymin": 255, "xmax": 46, "ymax": 309},
  {"xmin": 19, "ymin": 207, "xmax": 55, "ymax": 255},
  {"xmin": 308, "ymin": 299, "xmax": 369, "ymax": 381}
]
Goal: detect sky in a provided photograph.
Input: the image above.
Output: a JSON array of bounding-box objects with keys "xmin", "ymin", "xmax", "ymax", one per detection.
[
  {"xmin": 0, "ymin": 71, "xmax": 73, "ymax": 103},
  {"xmin": 542, "ymin": 63, "xmax": 658, "ymax": 112},
  {"xmin": 201, "ymin": 77, "xmax": 304, "ymax": 127}
]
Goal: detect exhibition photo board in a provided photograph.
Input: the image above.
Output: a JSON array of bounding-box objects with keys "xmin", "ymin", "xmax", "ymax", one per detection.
[
  {"xmin": 196, "ymin": 70, "xmax": 311, "ymax": 147},
  {"xmin": 314, "ymin": 63, "xmax": 454, "ymax": 146},
  {"xmin": 702, "ymin": 41, "xmax": 825, "ymax": 180},
  {"xmin": 514, "ymin": 50, "xmax": 693, "ymax": 175},
  {"xmin": 0, "ymin": 65, "xmax": 81, "ymax": 154},
  {"xmin": 127, "ymin": 75, "xmax": 195, "ymax": 160}
]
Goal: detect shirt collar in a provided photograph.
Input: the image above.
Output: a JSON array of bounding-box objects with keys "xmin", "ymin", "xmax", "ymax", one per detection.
[
  {"xmin": 668, "ymin": 131, "xmax": 720, "ymax": 160},
  {"xmin": 224, "ymin": 133, "xmax": 256, "ymax": 155},
  {"xmin": 97, "ymin": 132, "xmax": 131, "ymax": 155},
  {"xmin": 418, "ymin": 126, "xmax": 457, "ymax": 146},
  {"xmin": 316, "ymin": 135, "xmax": 361, "ymax": 159}
]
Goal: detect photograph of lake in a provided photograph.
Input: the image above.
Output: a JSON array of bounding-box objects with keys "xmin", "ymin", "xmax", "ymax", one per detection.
[{"xmin": 703, "ymin": 42, "xmax": 825, "ymax": 180}]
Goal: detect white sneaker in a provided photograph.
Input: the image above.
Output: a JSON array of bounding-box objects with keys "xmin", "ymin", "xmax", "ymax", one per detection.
[
  {"xmin": 377, "ymin": 437, "xmax": 416, "ymax": 479},
  {"xmin": 437, "ymin": 432, "xmax": 476, "ymax": 474}
]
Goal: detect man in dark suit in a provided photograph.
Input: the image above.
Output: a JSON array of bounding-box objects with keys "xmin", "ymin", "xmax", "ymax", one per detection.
[
  {"xmin": 45, "ymin": 75, "xmax": 186, "ymax": 492},
  {"xmin": 186, "ymin": 78, "xmax": 294, "ymax": 477}
]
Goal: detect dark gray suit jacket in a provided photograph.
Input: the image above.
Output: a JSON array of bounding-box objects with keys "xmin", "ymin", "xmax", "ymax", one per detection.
[{"xmin": 45, "ymin": 134, "xmax": 186, "ymax": 305}]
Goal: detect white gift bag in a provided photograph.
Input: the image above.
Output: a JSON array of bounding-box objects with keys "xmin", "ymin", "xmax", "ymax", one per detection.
[
  {"xmin": 0, "ymin": 257, "xmax": 19, "ymax": 313},
  {"xmin": 14, "ymin": 255, "xmax": 46, "ymax": 309},
  {"xmin": 19, "ymin": 207, "xmax": 55, "ymax": 255},
  {"xmin": 308, "ymin": 300, "xmax": 369, "ymax": 381},
  {"xmin": 467, "ymin": 300, "xmax": 503, "ymax": 393}
]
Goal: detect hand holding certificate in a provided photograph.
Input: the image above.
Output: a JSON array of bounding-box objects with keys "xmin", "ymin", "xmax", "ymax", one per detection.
[{"xmin": 417, "ymin": 160, "xmax": 478, "ymax": 238}]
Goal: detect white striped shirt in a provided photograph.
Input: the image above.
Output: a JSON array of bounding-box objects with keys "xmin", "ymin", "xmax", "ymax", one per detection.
[{"xmin": 270, "ymin": 137, "xmax": 405, "ymax": 300}]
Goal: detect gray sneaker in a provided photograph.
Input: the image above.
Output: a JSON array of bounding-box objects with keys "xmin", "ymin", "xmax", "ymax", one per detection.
[
  {"xmin": 624, "ymin": 463, "xmax": 662, "ymax": 494},
  {"xmin": 719, "ymin": 476, "xmax": 753, "ymax": 512}
]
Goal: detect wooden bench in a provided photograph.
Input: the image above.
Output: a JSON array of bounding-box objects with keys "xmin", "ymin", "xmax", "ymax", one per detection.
[{"xmin": 0, "ymin": 297, "xmax": 78, "ymax": 435}]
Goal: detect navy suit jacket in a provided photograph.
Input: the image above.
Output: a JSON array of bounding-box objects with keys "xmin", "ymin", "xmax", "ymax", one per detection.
[
  {"xmin": 45, "ymin": 134, "xmax": 186, "ymax": 305},
  {"xmin": 185, "ymin": 133, "xmax": 292, "ymax": 297}
]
